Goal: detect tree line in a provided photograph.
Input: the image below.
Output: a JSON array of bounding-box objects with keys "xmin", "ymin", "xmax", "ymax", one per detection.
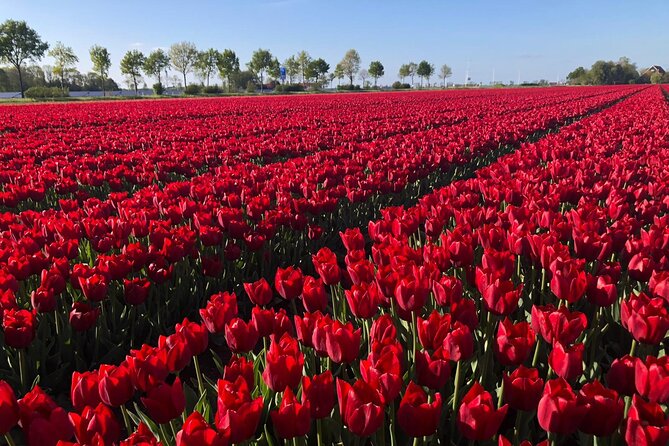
[
  {"xmin": 566, "ymin": 57, "xmax": 668, "ymax": 85},
  {"xmin": 0, "ymin": 19, "xmax": 454, "ymax": 97}
]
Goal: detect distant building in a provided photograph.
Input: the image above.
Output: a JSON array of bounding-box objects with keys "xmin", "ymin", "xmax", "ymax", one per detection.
[
  {"xmin": 641, "ymin": 65, "xmax": 665, "ymax": 76},
  {"xmin": 640, "ymin": 65, "xmax": 665, "ymax": 82}
]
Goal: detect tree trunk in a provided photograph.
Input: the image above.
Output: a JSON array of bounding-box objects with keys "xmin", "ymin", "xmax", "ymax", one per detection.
[
  {"xmin": 349, "ymin": 75, "xmax": 353, "ymax": 86},
  {"xmin": 183, "ymin": 72, "xmax": 187, "ymax": 91},
  {"xmin": 158, "ymin": 71, "xmax": 162, "ymax": 86},
  {"xmin": 102, "ymin": 74, "xmax": 106, "ymax": 97},
  {"xmin": 17, "ymin": 65, "xmax": 25, "ymax": 98}
]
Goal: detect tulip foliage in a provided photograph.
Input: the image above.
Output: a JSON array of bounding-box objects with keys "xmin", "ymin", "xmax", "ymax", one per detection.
[{"xmin": 1, "ymin": 86, "xmax": 669, "ymax": 445}]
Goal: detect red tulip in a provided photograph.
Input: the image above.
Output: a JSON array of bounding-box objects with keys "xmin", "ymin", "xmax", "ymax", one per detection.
[
  {"xmin": 479, "ymin": 274, "xmax": 522, "ymax": 316},
  {"xmin": 325, "ymin": 320, "xmax": 362, "ymax": 364},
  {"xmin": 503, "ymin": 366, "xmax": 544, "ymax": 411},
  {"xmin": 360, "ymin": 347, "xmax": 402, "ymax": 404},
  {"xmin": 69, "ymin": 403, "xmax": 121, "ymax": 445},
  {"xmin": 200, "ymin": 292, "xmax": 238, "ymax": 334},
  {"xmin": 70, "ymin": 371, "xmax": 101, "ymax": 412},
  {"xmin": 301, "ymin": 371, "xmax": 335, "ymax": 419},
  {"xmin": 394, "ymin": 273, "xmax": 431, "ymax": 313},
  {"xmin": 531, "ymin": 304, "xmax": 587, "ymax": 345},
  {"xmin": 606, "ymin": 354, "xmax": 637, "ymax": 396},
  {"xmin": 345, "ymin": 281, "xmax": 382, "ymax": 319},
  {"xmin": 340, "ymin": 228, "xmax": 365, "ymax": 252},
  {"xmin": 2, "ymin": 308, "xmax": 36, "ymax": 349},
  {"xmin": 577, "ymin": 380, "xmax": 623, "ymax": 437},
  {"xmin": 0, "ymin": 379, "xmax": 19, "ymax": 435},
  {"xmin": 415, "ymin": 348, "xmax": 451, "ymax": 390},
  {"xmin": 625, "ymin": 394, "xmax": 669, "ymax": 446},
  {"xmin": 397, "ymin": 382, "xmax": 442, "ymax": 437},
  {"xmin": 457, "ymin": 381, "xmax": 508, "ymax": 441},
  {"xmin": 69, "ymin": 302, "xmax": 100, "ymax": 332},
  {"xmin": 122, "ymin": 422, "xmax": 161, "ymax": 446},
  {"xmin": 495, "ymin": 318, "xmax": 535, "ymax": 366},
  {"xmin": 301, "ymin": 276, "xmax": 328, "ymax": 313},
  {"xmin": 123, "ymin": 278, "xmax": 151, "ymax": 305},
  {"xmin": 271, "ymin": 387, "xmax": 311, "ymax": 439},
  {"xmin": 432, "ymin": 275, "xmax": 463, "ymax": 306},
  {"xmin": 98, "ymin": 363, "xmax": 135, "ymax": 407},
  {"xmin": 127, "ymin": 344, "xmax": 170, "ymax": 392},
  {"xmin": 548, "ymin": 342, "xmax": 584, "ymax": 381},
  {"xmin": 312, "ymin": 247, "xmax": 341, "ymax": 285},
  {"xmin": 262, "ymin": 333, "xmax": 304, "ymax": 392},
  {"xmin": 224, "ymin": 318, "xmax": 258, "ymax": 353},
  {"xmin": 635, "ymin": 355, "xmax": 669, "ymax": 404},
  {"xmin": 223, "ymin": 355, "xmax": 255, "ymax": 391},
  {"xmin": 243, "ymin": 278, "xmax": 273, "ymax": 306},
  {"xmin": 31, "ymin": 287, "xmax": 56, "ymax": 313},
  {"xmin": 18, "ymin": 385, "xmax": 74, "ymax": 446},
  {"xmin": 275, "ymin": 266, "xmax": 304, "ymax": 300},
  {"xmin": 621, "ymin": 292, "xmax": 669, "ymax": 345},
  {"xmin": 141, "ymin": 378, "xmax": 186, "ymax": 424},
  {"xmin": 175, "ymin": 318, "xmax": 208, "ymax": 356},
  {"xmin": 417, "ymin": 310, "xmax": 451, "ymax": 351},
  {"xmin": 537, "ymin": 378, "xmax": 586, "ymax": 434},
  {"xmin": 336, "ymin": 378, "xmax": 384, "ymax": 437},
  {"xmin": 177, "ymin": 412, "xmax": 229, "ymax": 446},
  {"xmin": 443, "ymin": 322, "xmax": 474, "ymax": 361},
  {"xmin": 215, "ymin": 377, "xmax": 263, "ymax": 444},
  {"xmin": 78, "ymin": 274, "xmax": 108, "ymax": 303},
  {"xmin": 549, "ymin": 258, "xmax": 587, "ymax": 303}
]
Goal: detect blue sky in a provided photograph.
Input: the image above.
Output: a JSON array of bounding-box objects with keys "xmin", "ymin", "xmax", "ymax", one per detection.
[{"xmin": 2, "ymin": 0, "xmax": 667, "ymax": 86}]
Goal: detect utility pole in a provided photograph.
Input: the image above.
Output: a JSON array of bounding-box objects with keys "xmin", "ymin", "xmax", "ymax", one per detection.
[{"xmin": 464, "ymin": 60, "xmax": 470, "ymax": 87}]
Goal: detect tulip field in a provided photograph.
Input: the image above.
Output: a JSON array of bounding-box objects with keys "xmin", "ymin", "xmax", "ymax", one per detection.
[{"xmin": 1, "ymin": 85, "xmax": 669, "ymax": 445}]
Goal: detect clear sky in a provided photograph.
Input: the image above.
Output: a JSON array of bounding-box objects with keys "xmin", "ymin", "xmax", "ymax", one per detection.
[{"xmin": 2, "ymin": 0, "xmax": 668, "ymax": 86}]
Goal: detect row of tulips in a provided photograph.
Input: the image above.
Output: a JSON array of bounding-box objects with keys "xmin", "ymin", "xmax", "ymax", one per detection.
[
  {"xmin": 1, "ymin": 85, "xmax": 667, "ymax": 445},
  {"xmin": 0, "ymin": 87, "xmax": 638, "ymax": 395},
  {"xmin": 0, "ymin": 87, "xmax": 622, "ymax": 209}
]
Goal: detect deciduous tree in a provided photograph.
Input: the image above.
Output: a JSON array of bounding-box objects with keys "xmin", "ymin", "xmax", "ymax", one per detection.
[
  {"xmin": 416, "ymin": 60, "xmax": 434, "ymax": 87},
  {"xmin": 247, "ymin": 48, "xmax": 277, "ymax": 92},
  {"xmin": 169, "ymin": 41, "xmax": 198, "ymax": 89},
  {"xmin": 368, "ymin": 61, "xmax": 384, "ymax": 87},
  {"xmin": 120, "ymin": 49, "xmax": 145, "ymax": 95},
  {"xmin": 0, "ymin": 20, "xmax": 49, "ymax": 97},
  {"xmin": 195, "ymin": 48, "xmax": 220, "ymax": 87},
  {"xmin": 48, "ymin": 41, "xmax": 78, "ymax": 89},
  {"xmin": 217, "ymin": 49, "xmax": 240, "ymax": 91},
  {"xmin": 439, "ymin": 64, "xmax": 452, "ymax": 87},
  {"xmin": 89, "ymin": 45, "xmax": 111, "ymax": 96},
  {"xmin": 143, "ymin": 49, "xmax": 170, "ymax": 86},
  {"xmin": 339, "ymin": 49, "xmax": 361, "ymax": 86}
]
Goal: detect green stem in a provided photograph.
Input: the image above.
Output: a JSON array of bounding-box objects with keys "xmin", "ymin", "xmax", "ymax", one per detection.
[
  {"xmin": 629, "ymin": 339, "xmax": 637, "ymax": 358},
  {"xmin": 389, "ymin": 402, "xmax": 398, "ymax": 446},
  {"xmin": 169, "ymin": 420, "xmax": 178, "ymax": 442},
  {"xmin": 412, "ymin": 311, "xmax": 418, "ymax": 366},
  {"xmin": 452, "ymin": 360, "xmax": 462, "ymax": 411},
  {"xmin": 329, "ymin": 285, "xmax": 338, "ymax": 318},
  {"xmin": 120, "ymin": 405, "xmax": 133, "ymax": 437},
  {"xmin": 498, "ymin": 377, "xmax": 505, "ymax": 409},
  {"xmin": 531, "ymin": 338, "xmax": 541, "ymax": 368},
  {"xmin": 193, "ymin": 355, "xmax": 206, "ymax": 398},
  {"xmin": 159, "ymin": 423, "xmax": 171, "ymax": 445},
  {"xmin": 4, "ymin": 433, "xmax": 16, "ymax": 446},
  {"xmin": 317, "ymin": 418, "xmax": 324, "ymax": 446},
  {"xmin": 18, "ymin": 349, "xmax": 27, "ymax": 391}
]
